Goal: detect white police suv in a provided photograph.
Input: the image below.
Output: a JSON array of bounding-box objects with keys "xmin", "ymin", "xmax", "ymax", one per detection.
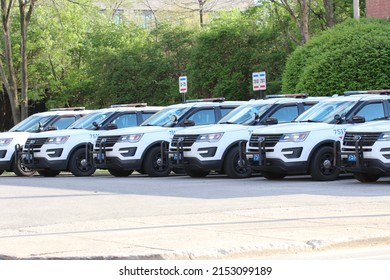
[
  {"xmin": 168, "ymin": 94, "xmax": 325, "ymax": 178},
  {"xmin": 246, "ymin": 90, "xmax": 390, "ymax": 181},
  {"xmin": 0, "ymin": 107, "xmax": 90, "ymax": 176},
  {"xmin": 21, "ymin": 104, "xmax": 162, "ymax": 177},
  {"xmin": 335, "ymin": 118, "xmax": 390, "ymax": 182},
  {"xmin": 94, "ymin": 98, "xmax": 244, "ymax": 177}
]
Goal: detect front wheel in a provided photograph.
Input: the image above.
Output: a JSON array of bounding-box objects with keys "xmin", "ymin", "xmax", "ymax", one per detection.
[
  {"xmin": 38, "ymin": 170, "xmax": 61, "ymax": 177},
  {"xmin": 108, "ymin": 169, "xmax": 133, "ymax": 177},
  {"xmin": 68, "ymin": 148, "xmax": 96, "ymax": 177},
  {"xmin": 354, "ymin": 173, "xmax": 380, "ymax": 183},
  {"xmin": 224, "ymin": 146, "xmax": 251, "ymax": 178},
  {"xmin": 0, "ymin": 170, "xmax": 3, "ymax": 176},
  {"xmin": 13, "ymin": 155, "xmax": 36, "ymax": 177},
  {"xmin": 309, "ymin": 146, "xmax": 339, "ymax": 181},
  {"xmin": 143, "ymin": 146, "xmax": 171, "ymax": 177}
]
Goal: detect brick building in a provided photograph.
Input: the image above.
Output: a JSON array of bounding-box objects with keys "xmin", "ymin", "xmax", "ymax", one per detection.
[{"xmin": 366, "ymin": 0, "xmax": 390, "ymax": 18}]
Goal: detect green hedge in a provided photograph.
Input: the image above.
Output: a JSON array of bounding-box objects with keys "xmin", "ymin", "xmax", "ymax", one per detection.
[{"xmin": 282, "ymin": 18, "xmax": 390, "ymax": 96}]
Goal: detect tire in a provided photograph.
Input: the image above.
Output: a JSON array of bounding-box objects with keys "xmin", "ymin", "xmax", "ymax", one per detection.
[
  {"xmin": 186, "ymin": 169, "xmax": 209, "ymax": 178},
  {"xmin": 0, "ymin": 170, "xmax": 3, "ymax": 176},
  {"xmin": 309, "ymin": 146, "xmax": 339, "ymax": 181},
  {"xmin": 224, "ymin": 146, "xmax": 251, "ymax": 178},
  {"xmin": 13, "ymin": 155, "xmax": 36, "ymax": 177},
  {"xmin": 143, "ymin": 146, "xmax": 171, "ymax": 177},
  {"xmin": 38, "ymin": 170, "xmax": 61, "ymax": 177},
  {"xmin": 261, "ymin": 172, "xmax": 285, "ymax": 180},
  {"xmin": 136, "ymin": 169, "xmax": 146, "ymax": 174},
  {"xmin": 353, "ymin": 173, "xmax": 380, "ymax": 183},
  {"xmin": 68, "ymin": 148, "xmax": 96, "ymax": 177},
  {"xmin": 108, "ymin": 169, "xmax": 134, "ymax": 177}
]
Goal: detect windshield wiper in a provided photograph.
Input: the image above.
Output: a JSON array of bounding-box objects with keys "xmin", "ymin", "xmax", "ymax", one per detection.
[{"xmin": 219, "ymin": 121, "xmax": 237, "ymax": 124}]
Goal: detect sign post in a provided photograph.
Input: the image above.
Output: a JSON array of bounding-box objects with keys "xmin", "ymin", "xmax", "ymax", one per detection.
[
  {"xmin": 179, "ymin": 76, "xmax": 187, "ymax": 103},
  {"xmin": 252, "ymin": 72, "xmax": 266, "ymax": 99}
]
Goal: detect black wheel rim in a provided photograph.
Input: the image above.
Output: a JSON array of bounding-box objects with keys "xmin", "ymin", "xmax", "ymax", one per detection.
[
  {"xmin": 319, "ymin": 152, "xmax": 335, "ymax": 176},
  {"xmin": 76, "ymin": 152, "xmax": 92, "ymax": 172}
]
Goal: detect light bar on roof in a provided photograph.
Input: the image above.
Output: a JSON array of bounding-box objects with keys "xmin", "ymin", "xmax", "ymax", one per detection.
[
  {"xmin": 50, "ymin": 107, "xmax": 85, "ymax": 111},
  {"xmin": 185, "ymin": 97, "xmax": 225, "ymax": 103},
  {"xmin": 110, "ymin": 103, "xmax": 147, "ymax": 108}
]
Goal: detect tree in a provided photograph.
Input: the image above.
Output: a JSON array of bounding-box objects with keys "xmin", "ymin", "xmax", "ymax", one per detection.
[
  {"xmin": 282, "ymin": 18, "xmax": 390, "ymax": 96},
  {"xmin": 0, "ymin": 0, "xmax": 35, "ymax": 125}
]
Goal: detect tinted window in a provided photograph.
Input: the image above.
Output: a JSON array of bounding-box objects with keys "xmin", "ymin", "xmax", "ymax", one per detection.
[
  {"xmin": 355, "ymin": 102, "xmax": 385, "ymax": 121},
  {"xmin": 221, "ymin": 108, "xmax": 235, "ymax": 118},
  {"xmin": 188, "ymin": 109, "xmax": 215, "ymax": 125},
  {"xmin": 52, "ymin": 116, "xmax": 77, "ymax": 130},
  {"xmin": 270, "ymin": 106, "xmax": 299, "ymax": 122},
  {"xmin": 111, "ymin": 113, "xmax": 138, "ymax": 128}
]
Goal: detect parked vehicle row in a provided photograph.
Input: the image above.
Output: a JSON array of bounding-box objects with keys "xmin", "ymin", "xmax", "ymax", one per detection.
[
  {"xmin": 246, "ymin": 90, "xmax": 390, "ymax": 181},
  {"xmin": 0, "ymin": 107, "xmax": 91, "ymax": 176},
  {"xmin": 3, "ymin": 91, "xmax": 390, "ymax": 183},
  {"xmin": 20, "ymin": 104, "xmax": 163, "ymax": 177}
]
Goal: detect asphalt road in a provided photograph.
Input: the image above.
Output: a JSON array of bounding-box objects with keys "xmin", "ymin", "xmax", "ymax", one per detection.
[{"xmin": 1, "ymin": 172, "xmax": 390, "ymax": 259}]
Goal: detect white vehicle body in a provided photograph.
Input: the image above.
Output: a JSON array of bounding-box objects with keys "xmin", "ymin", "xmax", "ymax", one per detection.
[
  {"xmin": 21, "ymin": 105, "xmax": 163, "ymax": 177},
  {"xmin": 168, "ymin": 96, "xmax": 325, "ymax": 178},
  {"xmin": 246, "ymin": 92, "xmax": 390, "ymax": 181},
  {"xmin": 0, "ymin": 108, "xmax": 90, "ymax": 176},
  {"xmin": 94, "ymin": 100, "xmax": 245, "ymax": 177},
  {"xmin": 337, "ymin": 119, "xmax": 390, "ymax": 182}
]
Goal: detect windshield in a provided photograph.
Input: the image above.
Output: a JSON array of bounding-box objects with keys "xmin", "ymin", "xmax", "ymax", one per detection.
[
  {"xmin": 218, "ymin": 103, "xmax": 273, "ymax": 125},
  {"xmin": 9, "ymin": 115, "xmax": 53, "ymax": 132},
  {"xmin": 295, "ymin": 101, "xmax": 357, "ymax": 123},
  {"xmin": 141, "ymin": 107, "xmax": 191, "ymax": 127},
  {"xmin": 68, "ymin": 111, "xmax": 115, "ymax": 130}
]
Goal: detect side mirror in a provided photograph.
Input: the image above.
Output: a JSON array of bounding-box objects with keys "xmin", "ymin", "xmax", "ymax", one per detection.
[
  {"xmin": 183, "ymin": 119, "xmax": 195, "ymax": 127},
  {"xmin": 264, "ymin": 117, "xmax": 278, "ymax": 125},
  {"xmin": 351, "ymin": 115, "xmax": 366, "ymax": 124},
  {"xmin": 106, "ymin": 123, "xmax": 118, "ymax": 130},
  {"xmin": 47, "ymin": 126, "xmax": 57, "ymax": 131}
]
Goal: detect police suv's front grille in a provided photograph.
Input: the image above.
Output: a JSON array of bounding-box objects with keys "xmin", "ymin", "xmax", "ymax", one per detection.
[
  {"xmin": 95, "ymin": 135, "xmax": 121, "ymax": 148},
  {"xmin": 171, "ymin": 135, "xmax": 199, "ymax": 147},
  {"xmin": 343, "ymin": 132, "xmax": 381, "ymax": 147},
  {"xmin": 248, "ymin": 134, "xmax": 282, "ymax": 148},
  {"xmin": 24, "ymin": 138, "xmax": 48, "ymax": 148}
]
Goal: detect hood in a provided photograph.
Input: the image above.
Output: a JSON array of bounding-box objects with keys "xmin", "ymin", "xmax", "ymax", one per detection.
[
  {"xmin": 0, "ymin": 131, "xmax": 30, "ymax": 138},
  {"xmin": 174, "ymin": 124, "xmax": 248, "ymax": 135},
  {"xmin": 346, "ymin": 120, "xmax": 390, "ymax": 133},
  {"xmin": 98, "ymin": 126, "xmax": 166, "ymax": 137},
  {"xmin": 251, "ymin": 122, "xmax": 333, "ymax": 134}
]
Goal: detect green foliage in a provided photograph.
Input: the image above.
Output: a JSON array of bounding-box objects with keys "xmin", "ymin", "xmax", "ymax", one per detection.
[
  {"xmin": 282, "ymin": 18, "xmax": 390, "ymax": 96},
  {"xmin": 187, "ymin": 11, "xmax": 288, "ymax": 101}
]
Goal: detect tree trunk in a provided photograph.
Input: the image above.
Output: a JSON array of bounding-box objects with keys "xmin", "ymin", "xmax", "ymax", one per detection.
[
  {"xmin": 199, "ymin": 0, "xmax": 205, "ymax": 27},
  {"xmin": 19, "ymin": 0, "xmax": 29, "ymax": 120},
  {"xmin": 0, "ymin": 0, "xmax": 21, "ymax": 125},
  {"xmin": 299, "ymin": 0, "xmax": 310, "ymax": 44},
  {"xmin": 323, "ymin": 0, "xmax": 335, "ymax": 27}
]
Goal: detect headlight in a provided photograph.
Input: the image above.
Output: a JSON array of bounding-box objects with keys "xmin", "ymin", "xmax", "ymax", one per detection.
[
  {"xmin": 378, "ymin": 132, "xmax": 390, "ymax": 141},
  {"xmin": 196, "ymin": 133, "xmax": 224, "ymax": 142},
  {"xmin": 46, "ymin": 136, "xmax": 69, "ymax": 144},
  {"xmin": 280, "ymin": 132, "xmax": 309, "ymax": 142},
  {"xmin": 0, "ymin": 138, "xmax": 12, "ymax": 146},
  {"xmin": 117, "ymin": 134, "xmax": 143, "ymax": 143}
]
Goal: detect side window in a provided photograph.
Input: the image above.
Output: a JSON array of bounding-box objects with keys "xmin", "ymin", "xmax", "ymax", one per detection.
[
  {"xmin": 112, "ymin": 113, "xmax": 138, "ymax": 128},
  {"xmin": 270, "ymin": 106, "xmax": 299, "ymax": 123},
  {"xmin": 221, "ymin": 108, "xmax": 235, "ymax": 118},
  {"xmin": 355, "ymin": 103, "xmax": 385, "ymax": 121},
  {"xmin": 188, "ymin": 109, "xmax": 216, "ymax": 125},
  {"xmin": 142, "ymin": 112, "xmax": 155, "ymax": 122},
  {"xmin": 51, "ymin": 116, "xmax": 77, "ymax": 130}
]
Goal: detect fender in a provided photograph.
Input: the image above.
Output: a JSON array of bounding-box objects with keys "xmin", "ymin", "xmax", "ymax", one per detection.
[
  {"xmin": 66, "ymin": 142, "xmax": 94, "ymax": 163},
  {"xmin": 307, "ymin": 140, "xmax": 336, "ymax": 164},
  {"xmin": 221, "ymin": 140, "xmax": 248, "ymax": 162},
  {"xmin": 140, "ymin": 140, "xmax": 170, "ymax": 161}
]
